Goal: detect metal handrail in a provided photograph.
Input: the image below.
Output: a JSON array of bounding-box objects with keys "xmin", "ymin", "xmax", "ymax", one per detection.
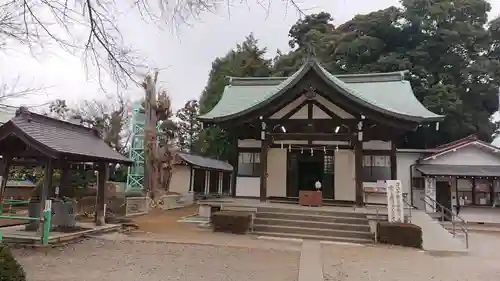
[
  {"xmin": 421, "ymin": 194, "xmax": 469, "ymax": 248},
  {"xmin": 402, "ymin": 194, "xmax": 413, "ymax": 223}
]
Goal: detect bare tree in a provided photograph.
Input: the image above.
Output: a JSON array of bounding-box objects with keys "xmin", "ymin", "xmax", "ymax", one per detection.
[
  {"xmin": 0, "ymin": 75, "xmax": 48, "ymax": 102},
  {"xmin": 0, "ymin": 0, "xmax": 305, "ymax": 88},
  {"xmin": 48, "ymin": 98, "xmax": 70, "ymax": 119},
  {"xmin": 72, "ymin": 93, "xmax": 131, "ymax": 154}
]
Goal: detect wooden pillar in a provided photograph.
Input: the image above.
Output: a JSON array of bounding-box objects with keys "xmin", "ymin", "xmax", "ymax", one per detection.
[
  {"xmin": 390, "ymin": 141, "xmax": 398, "ymax": 180},
  {"xmin": 204, "ymin": 170, "xmax": 210, "ymax": 194},
  {"xmin": 218, "ymin": 172, "xmax": 223, "ymax": 194},
  {"xmin": 471, "ymin": 177, "xmax": 476, "ymax": 206},
  {"xmin": 231, "ymin": 135, "xmax": 238, "ymax": 198},
  {"xmin": 354, "ymin": 119, "xmax": 364, "ymax": 206},
  {"xmin": 95, "ymin": 162, "xmax": 108, "ymax": 226},
  {"xmin": 354, "ymin": 139, "xmax": 364, "ymax": 206},
  {"xmin": 260, "ymin": 139, "xmax": 269, "ymax": 202},
  {"xmin": 188, "ymin": 167, "xmax": 194, "ymax": 193},
  {"xmin": 260, "ymin": 119, "xmax": 268, "ymax": 202},
  {"xmin": 57, "ymin": 161, "xmax": 71, "ymax": 198},
  {"xmin": 40, "ymin": 159, "xmax": 53, "ymax": 216},
  {"xmin": 0, "ymin": 156, "xmax": 11, "ymax": 207}
]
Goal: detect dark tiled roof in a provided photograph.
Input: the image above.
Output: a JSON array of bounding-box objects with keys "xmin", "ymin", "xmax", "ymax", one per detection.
[
  {"xmin": 177, "ymin": 152, "xmax": 233, "ymax": 172},
  {"xmin": 416, "ymin": 164, "xmax": 500, "ymax": 177},
  {"xmin": 3, "ymin": 109, "xmax": 131, "ymax": 163}
]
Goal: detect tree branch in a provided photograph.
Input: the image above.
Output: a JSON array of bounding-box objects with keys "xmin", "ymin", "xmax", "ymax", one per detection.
[{"xmin": 1, "ymin": 0, "xmax": 306, "ymax": 89}]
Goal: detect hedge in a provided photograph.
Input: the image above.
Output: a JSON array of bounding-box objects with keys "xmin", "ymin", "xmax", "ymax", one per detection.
[
  {"xmin": 0, "ymin": 243, "xmax": 26, "ymax": 281},
  {"xmin": 211, "ymin": 211, "xmax": 251, "ymax": 234},
  {"xmin": 376, "ymin": 221, "xmax": 423, "ymax": 249}
]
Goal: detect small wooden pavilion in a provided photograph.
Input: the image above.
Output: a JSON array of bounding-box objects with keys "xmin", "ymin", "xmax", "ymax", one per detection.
[{"xmin": 0, "ymin": 107, "xmax": 132, "ymax": 226}]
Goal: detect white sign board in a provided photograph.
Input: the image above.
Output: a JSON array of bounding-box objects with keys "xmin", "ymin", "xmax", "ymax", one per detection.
[
  {"xmin": 385, "ymin": 180, "xmax": 404, "ymax": 223},
  {"xmin": 424, "ymin": 177, "xmax": 437, "ymax": 213}
]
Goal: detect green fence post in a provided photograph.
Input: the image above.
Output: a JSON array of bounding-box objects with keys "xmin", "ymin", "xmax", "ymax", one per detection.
[
  {"xmin": 0, "ymin": 231, "xmax": 3, "ymax": 242},
  {"xmin": 41, "ymin": 202, "xmax": 52, "ymax": 245}
]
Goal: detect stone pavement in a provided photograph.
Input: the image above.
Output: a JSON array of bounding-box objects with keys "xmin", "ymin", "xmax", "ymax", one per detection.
[
  {"xmin": 298, "ymin": 241, "xmax": 323, "ymax": 281},
  {"xmin": 87, "ymin": 231, "xmax": 500, "ymax": 281}
]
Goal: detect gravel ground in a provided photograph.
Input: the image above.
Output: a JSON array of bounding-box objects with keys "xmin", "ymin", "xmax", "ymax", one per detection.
[
  {"xmin": 13, "ymin": 239, "xmax": 300, "ymax": 281},
  {"xmin": 322, "ymin": 232, "xmax": 500, "ymax": 281}
]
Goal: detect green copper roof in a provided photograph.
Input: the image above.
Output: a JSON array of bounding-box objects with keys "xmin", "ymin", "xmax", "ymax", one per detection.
[{"xmin": 198, "ymin": 60, "xmax": 444, "ymax": 123}]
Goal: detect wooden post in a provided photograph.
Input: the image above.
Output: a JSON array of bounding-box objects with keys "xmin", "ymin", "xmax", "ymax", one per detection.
[
  {"xmin": 390, "ymin": 141, "xmax": 398, "ymax": 180},
  {"xmin": 40, "ymin": 159, "xmax": 53, "ymax": 225},
  {"xmin": 354, "ymin": 118, "xmax": 364, "ymax": 206},
  {"xmin": 231, "ymin": 135, "xmax": 238, "ymax": 198},
  {"xmin": 260, "ymin": 119, "xmax": 268, "ymax": 202},
  {"xmin": 354, "ymin": 139, "xmax": 364, "ymax": 206},
  {"xmin": 59, "ymin": 161, "xmax": 71, "ymax": 197},
  {"xmin": 188, "ymin": 167, "xmax": 193, "ymax": 193},
  {"xmin": 204, "ymin": 170, "xmax": 210, "ymax": 194},
  {"xmin": 0, "ymin": 156, "xmax": 11, "ymax": 210},
  {"xmin": 95, "ymin": 162, "xmax": 108, "ymax": 226},
  {"xmin": 260, "ymin": 139, "xmax": 269, "ymax": 202}
]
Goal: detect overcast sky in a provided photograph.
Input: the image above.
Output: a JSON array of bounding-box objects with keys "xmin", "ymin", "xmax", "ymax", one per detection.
[{"xmin": 0, "ymin": 0, "xmax": 499, "ymax": 111}]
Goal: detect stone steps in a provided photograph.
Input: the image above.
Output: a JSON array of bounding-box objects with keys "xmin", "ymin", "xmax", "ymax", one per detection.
[
  {"xmin": 254, "ymin": 217, "xmax": 371, "ymax": 232},
  {"xmin": 254, "ymin": 224, "xmax": 373, "ymax": 239},
  {"xmin": 253, "ymin": 208, "xmax": 373, "ymax": 244},
  {"xmin": 252, "ymin": 231, "xmax": 373, "ymax": 244},
  {"xmin": 257, "ymin": 212, "xmax": 368, "ymax": 225},
  {"xmin": 256, "ymin": 206, "xmax": 366, "ymax": 218}
]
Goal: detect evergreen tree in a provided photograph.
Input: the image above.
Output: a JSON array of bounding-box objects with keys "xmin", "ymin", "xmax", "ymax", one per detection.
[
  {"xmin": 198, "ymin": 34, "xmax": 272, "ymax": 160},
  {"xmin": 273, "ymin": 1, "xmax": 500, "ymax": 148},
  {"xmin": 175, "ymin": 100, "xmax": 202, "ymax": 152},
  {"xmin": 0, "ymin": 243, "xmax": 26, "ymax": 281}
]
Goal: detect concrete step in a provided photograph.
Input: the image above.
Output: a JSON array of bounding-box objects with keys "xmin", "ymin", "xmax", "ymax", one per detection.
[
  {"xmin": 256, "ymin": 212, "xmax": 369, "ymax": 225},
  {"xmin": 411, "ymin": 211, "xmax": 467, "ymax": 253},
  {"xmin": 254, "ymin": 217, "xmax": 371, "ymax": 232},
  {"xmin": 427, "ymin": 212, "xmax": 445, "ymax": 220},
  {"xmin": 253, "ymin": 224, "xmax": 373, "ymax": 240},
  {"xmin": 252, "ymin": 231, "xmax": 374, "ymax": 244},
  {"xmin": 256, "ymin": 206, "xmax": 366, "ymax": 218}
]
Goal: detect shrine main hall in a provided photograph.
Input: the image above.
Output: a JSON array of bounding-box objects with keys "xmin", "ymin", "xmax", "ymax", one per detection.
[{"xmin": 198, "ymin": 58, "xmax": 443, "ymax": 206}]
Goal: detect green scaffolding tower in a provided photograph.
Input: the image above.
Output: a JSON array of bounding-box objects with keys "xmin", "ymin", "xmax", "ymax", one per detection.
[{"xmin": 126, "ymin": 101, "xmax": 145, "ymax": 191}]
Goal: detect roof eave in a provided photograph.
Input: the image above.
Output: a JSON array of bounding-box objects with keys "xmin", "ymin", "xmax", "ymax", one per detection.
[
  {"xmin": 311, "ymin": 63, "xmax": 444, "ymax": 124},
  {"xmin": 198, "ymin": 61, "xmax": 315, "ymax": 123}
]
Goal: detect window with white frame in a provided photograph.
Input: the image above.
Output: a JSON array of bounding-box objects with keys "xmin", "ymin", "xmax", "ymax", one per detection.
[
  {"xmin": 474, "ymin": 179, "xmax": 491, "ymax": 206},
  {"xmin": 457, "ymin": 179, "xmax": 473, "ymax": 206}
]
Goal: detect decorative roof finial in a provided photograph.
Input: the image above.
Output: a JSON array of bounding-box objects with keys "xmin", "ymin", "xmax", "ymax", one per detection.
[{"xmin": 15, "ymin": 106, "xmax": 29, "ymax": 117}]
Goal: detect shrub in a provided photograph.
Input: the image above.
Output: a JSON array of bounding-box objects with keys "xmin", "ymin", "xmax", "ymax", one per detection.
[
  {"xmin": 376, "ymin": 221, "xmax": 423, "ymax": 249},
  {"xmin": 0, "ymin": 243, "xmax": 26, "ymax": 281},
  {"xmin": 211, "ymin": 211, "xmax": 251, "ymax": 234}
]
